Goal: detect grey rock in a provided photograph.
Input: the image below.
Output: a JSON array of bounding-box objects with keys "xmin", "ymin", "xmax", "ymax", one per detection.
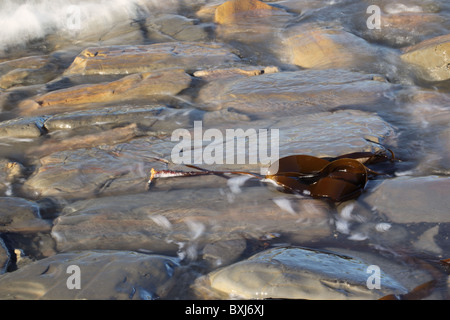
[
  {"xmin": 0, "ymin": 251, "xmax": 180, "ymax": 300},
  {"xmin": 197, "ymin": 246, "xmax": 427, "ymax": 300},
  {"xmin": 51, "ymin": 186, "xmax": 332, "ymax": 255},
  {"xmin": 22, "ymin": 136, "xmax": 174, "ymax": 199},
  {"xmin": 197, "ymin": 69, "xmax": 394, "ymax": 118},
  {"xmin": 23, "ymin": 109, "xmax": 395, "ymax": 198},
  {"xmin": 202, "ymin": 238, "xmax": 247, "ymax": 268},
  {"xmin": 0, "ymin": 197, "xmax": 51, "ymax": 233},
  {"xmin": 0, "ymin": 116, "xmax": 47, "ymax": 138},
  {"xmin": 153, "ymin": 14, "xmax": 211, "ymax": 42},
  {"xmin": 362, "ymin": 176, "xmax": 450, "ymax": 223}
]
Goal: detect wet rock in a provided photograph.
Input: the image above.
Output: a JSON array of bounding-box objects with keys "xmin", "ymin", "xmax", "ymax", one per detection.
[
  {"xmin": 0, "ymin": 197, "xmax": 51, "ymax": 233},
  {"xmin": 401, "ymin": 34, "xmax": 450, "ymax": 82},
  {"xmin": 22, "ymin": 136, "xmax": 172, "ymax": 199},
  {"xmin": 362, "ymin": 176, "xmax": 450, "ymax": 223},
  {"xmin": 0, "ymin": 116, "xmax": 47, "ymax": 138},
  {"xmin": 0, "ymin": 159, "xmax": 25, "ymax": 195},
  {"xmin": 41, "ymin": 105, "xmax": 203, "ymax": 134},
  {"xmin": 0, "ymin": 238, "xmax": 9, "ymax": 274},
  {"xmin": 63, "ymin": 42, "xmax": 240, "ymax": 76},
  {"xmin": 197, "ymin": 69, "xmax": 394, "ymax": 118},
  {"xmin": 213, "ymin": 1, "xmax": 290, "ymax": 66},
  {"xmin": 51, "ymin": 186, "xmax": 332, "ymax": 254},
  {"xmin": 19, "ymin": 69, "xmax": 192, "ymax": 113},
  {"xmin": 284, "ymin": 26, "xmax": 378, "ymax": 70},
  {"xmin": 23, "ymin": 108, "xmax": 395, "ymax": 199},
  {"xmin": 26, "ymin": 123, "xmax": 142, "ymax": 158},
  {"xmin": 413, "ymin": 225, "xmax": 442, "ymax": 255},
  {"xmin": 193, "ymin": 65, "xmax": 279, "ymax": 81},
  {"xmin": 214, "ymin": 0, "xmax": 284, "ymax": 25},
  {"xmin": 0, "ymin": 55, "xmax": 61, "ymax": 89},
  {"xmin": 0, "ymin": 251, "xmax": 180, "ymax": 299},
  {"xmin": 202, "ymin": 238, "xmax": 247, "ymax": 268},
  {"xmin": 152, "ymin": 14, "xmax": 211, "ymax": 42},
  {"xmin": 360, "ymin": 12, "xmax": 445, "ymax": 48},
  {"xmin": 195, "ymin": 246, "xmax": 411, "ymax": 299}
]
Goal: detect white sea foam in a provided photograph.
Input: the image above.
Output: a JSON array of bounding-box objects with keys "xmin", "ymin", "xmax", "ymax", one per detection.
[
  {"xmin": 272, "ymin": 197, "xmax": 297, "ymax": 215},
  {"xmin": 384, "ymin": 3, "xmax": 423, "ymax": 14},
  {"xmin": 0, "ymin": 0, "xmax": 206, "ymax": 53}
]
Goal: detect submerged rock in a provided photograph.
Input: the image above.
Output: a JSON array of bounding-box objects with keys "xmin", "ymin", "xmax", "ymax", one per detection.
[
  {"xmin": 284, "ymin": 26, "xmax": 377, "ymax": 70},
  {"xmin": 23, "ymin": 136, "xmax": 171, "ymax": 199},
  {"xmin": 152, "ymin": 14, "xmax": 211, "ymax": 42},
  {"xmin": 0, "ymin": 238, "xmax": 9, "ymax": 274},
  {"xmin": 401, "ymin": 34, "xmax": 450, "ymax": 82},
  {"xmin": 22, "ymin": 109, "xmax": 395, "ymax": 198},
  {"xmin": 51, "ymin": 187, "xmax": 332, "ymax": 254},
  {"xmin": 362, "ymin": 176, "xmax": 450, "ymax": 224},
  {"xmin": 195, "ymin": 246, "xmax": 411, "ymax": 299},
  {"xmin": 0, "ymin": 197, "xmax": 51, "ymax": 233},
  {"xmin": 359, "ymin": 12, "xmax": 445, "ymax": 48},
  {"xmin": 197, "ymin": 69, "xmax": 394, "ymax": 118},
  {"xmin": 0, "ymin": 251, "xmax": 180, "ymax": 299}
]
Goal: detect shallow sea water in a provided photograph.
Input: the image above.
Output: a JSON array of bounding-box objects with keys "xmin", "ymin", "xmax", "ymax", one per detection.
[{"xmin": 0, "ymin": 0, "xmax": 449, "ymax": 300}]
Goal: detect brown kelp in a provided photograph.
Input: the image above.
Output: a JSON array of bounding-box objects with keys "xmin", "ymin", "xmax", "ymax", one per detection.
[{"xmin": 147, "ymin": 145, "xmax": 395, "ymax": 203}]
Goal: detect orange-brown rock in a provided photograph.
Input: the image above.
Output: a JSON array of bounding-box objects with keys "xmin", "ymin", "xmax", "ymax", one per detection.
[
  {"xmin": 214, "ymin": 0, "xmax": 282, "ymax": 24},
  {"xmin": 26, "ymin": 123, "xmax": 141, "ymax": 158},
  {"xmin": 285, "ymin": 27, "xmax": 376, "ymax": 69},
  {"xmin": 0, "ymin": 55, "xmax": 60, "ymax": 89},
  {"xmin": 19, "ymin": 69, "xmax": 191, "ymax": 114},
  {"xmin": 64, "ymin": 42, "xmax": 240, "ymax": 76},
  {"xmin": 401, "ymin": 34, "xmax": 450, "ymax": 81}
]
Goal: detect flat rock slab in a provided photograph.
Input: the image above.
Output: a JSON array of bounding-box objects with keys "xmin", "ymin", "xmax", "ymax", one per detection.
[
  {"xmin": 0, "ymin": 55, "xmax": 61, "ymax": 89},
  {"xmin": 0, "ymin": 251, "xmax": 180, "ymax": 299},
  {"xmin": 19, "ymin": 69, "xmax": 192, "ymax": 113},
  {"xmin": 197, "ymin": 69, "xmax": 394, "ymax": 117},
  {"xmin": 63, "ymin": 42, "xmax": 241, "ymax": 76},
  {"xmin": 152, "ymin": 14, "xmax": 211, "ymax": 42},
  {"xmin": 284, "ymin": 26, "xmax": 377, "ymax": 70},
  {"xmin": 362, "ymin": 176, "xmax": 450, "ymax": 224},
  {"xmin": 0, "ymin": 116, "xmax": 47, "ymax": 138},
  {"xmin": 42, "ymin": 105, "xmax": 202, "ymax": 133},
  {"xmin": 23, "ymin": 136, "xmax": 172, "ymax": 199},
  {"xmin": 197, "ymin": 246, "xmax": 412, "ymax": 299},
  {"xmin": 401, "ymin": 34, "xmax": 450, "ymax": 82},
  {"xmin": 22, "ymin": 109, "xmax": 394, "ymax": 198},
  {"xmin": 51, "ymin": 186, "xmax": 332, "ymax": 254},
  {"xmin": 0, "ymin": 197, "xmax": 51, "ymax": 233}
]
